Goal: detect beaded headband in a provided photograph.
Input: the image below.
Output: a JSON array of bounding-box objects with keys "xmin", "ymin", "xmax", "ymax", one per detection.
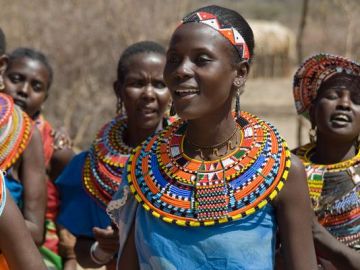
[
  {"xmin": 181, "ymin": 11, "xmax": 250, "ymax": 61},
  {"xmin": 293, "ymin": 53, "xmax": 360, "ymax": 118}
]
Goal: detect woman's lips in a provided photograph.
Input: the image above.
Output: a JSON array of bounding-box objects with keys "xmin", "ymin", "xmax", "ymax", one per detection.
[
  {"xmin": 330, "ymin": 113, "xmax": 352, "ymax": 127},
  {"xmin": 14, "ymin": 99, "xmax": 26, "ymax": 109},
  {"xmin": 174, "ymin": 88, "xmax": 200, "ymax": 100}
]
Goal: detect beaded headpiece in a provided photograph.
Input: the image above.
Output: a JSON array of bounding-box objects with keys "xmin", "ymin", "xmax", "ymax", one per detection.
[
  {"xmin": 293, "ymin": 53, "xmax": 360, "ymax": 118},
  {"xmin": 181, "ymin": 11, "xmax": 250, "ymax": 61},
  {"xmin": 0, "ymin": 93, "xmax": 33, "ymax": 170}
]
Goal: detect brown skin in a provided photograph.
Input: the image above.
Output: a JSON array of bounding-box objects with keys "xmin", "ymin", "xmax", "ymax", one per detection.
[
  {"xmin": 75, "ymin": 51, "xmax": 171, "ymax": 268},
  {"xmin": 306, "ymin": 77, "xmax": 360, "ymax": 270},
  {"xmin": 0, "ymin": 54, "xmax": 7, "ymax": 74},
  {"xmin": 2, "ymin": 56, "xmax": 76, "ymax": 269},
  {"xmin": 0, "ymin": 189, "xmax": 47, "ymax": 270},
  {"xmin": 118, "ymin": 23, "xmax": 318, "ymax": 269},
  {"xmin": 9, "ymin": 126, "xmax": 47, "ymax": 245}
]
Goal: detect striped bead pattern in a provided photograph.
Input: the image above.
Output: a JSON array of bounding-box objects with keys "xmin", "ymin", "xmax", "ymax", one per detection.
[{"xmin": 127, "ymin": 112, "xmax": 291, "ymax": 226}]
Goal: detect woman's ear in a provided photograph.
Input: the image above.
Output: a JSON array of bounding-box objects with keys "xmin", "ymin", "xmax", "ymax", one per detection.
[
  {"xmin": 232, "ymin": 61, "xmax": 249, "ymax": 95},
  {"xmin": 0, "ymin": 55, "xmax": 8, "ymax": 75},
  {"xmin": 113, "ymin": 80, "xmax": 123, "ymax": 100}
]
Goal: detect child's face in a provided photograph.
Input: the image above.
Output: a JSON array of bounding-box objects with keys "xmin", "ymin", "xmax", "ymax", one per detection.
[
  {"xmin": 164, "ymin": 23, "xmax": 238, "ymax": 120},
  {"xmin": 312, "ymin": 76, "xmax": 360, "ymax": 142},
  {"xmin": 3, "ymin": 57, "xmax": 49, "ymax": 117},
  {"xmin": 118, "ymin": 52, "xmax": 170, "ymax": 130}
]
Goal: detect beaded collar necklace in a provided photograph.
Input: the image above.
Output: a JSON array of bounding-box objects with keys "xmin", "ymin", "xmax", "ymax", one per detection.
[
  {"xmin": 127, "ymin": 111, "xmax": 291, "ymax": 226},
  {"xmin": 83, "ymin": 116, "xmax": 132, "ymax": 208},
  {"xmin": 296, "ymin": 143, "xmax": 360, "ymax": 209},
  {"xmin": 0, "ymin": 94, "xmax": 33, "ymax": 171}
]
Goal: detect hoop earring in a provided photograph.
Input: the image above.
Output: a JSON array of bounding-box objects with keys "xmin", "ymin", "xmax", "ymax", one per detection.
[
  {"xmin": 309, "ymin": 127, "xmax": 317, "ymax": 144},
  {"xmin": 169, "ymin": 102, "xmax": 176, "ymax": 116},
  {"xmin": 235, "ymin": 89, "xmax": 241, "ymax": 118}
]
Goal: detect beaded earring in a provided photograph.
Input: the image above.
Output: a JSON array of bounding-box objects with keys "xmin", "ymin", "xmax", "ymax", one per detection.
[
  {"xmin": 309, "ymin": 127, "xmax": 317, "ymax": 144},
  {"xmin": 235, "ymin": 90, "xmax": 241, "ymax": 119},
  {"xmin": 116, "ymin": 99, "xmax": 123, "ymax": 115},
  {"xmin": 233, "ymin": 78, "xmax": 242, "ymax": 119},
  {"xmin": 170, "ymin": 102, "xmax": 176, "ymax": 116},
  {"xmin": 0, "ymin": 76, "xmax": 4, "ymax": 91}
]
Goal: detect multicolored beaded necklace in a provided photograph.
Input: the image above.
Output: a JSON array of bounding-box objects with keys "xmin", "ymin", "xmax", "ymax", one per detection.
[
  {"xmin": 127, "ymin": 111, "xmax": 291, "ymax": 227},
  {"xmin": 296, "ymin": 143, "xmax": 360, "ymax": 249},
  {"xmin": 0, "ymin": 93, "xmax": 33, "ymax": 171},
  {"xmin": 83, "ymin": 116, "xmax": 132, "ymax": 208}
]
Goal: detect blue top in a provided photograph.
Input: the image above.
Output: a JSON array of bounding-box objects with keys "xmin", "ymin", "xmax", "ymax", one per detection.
[
  {"xmin": 56, "ymin": 152, "xmax": 111, "ymax": 238},
  {"xmin": 4, "ymin": 172, "xmax": 23, "ymax": 208},
  {"xmin": 109, "ymin": 177, "xmax": 277, "ymax": 270}
]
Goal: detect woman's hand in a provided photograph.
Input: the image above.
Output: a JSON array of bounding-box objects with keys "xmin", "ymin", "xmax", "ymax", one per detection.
[{"xmin": 93, "ymin": 225, "xmax": 119, "ymax": 254}]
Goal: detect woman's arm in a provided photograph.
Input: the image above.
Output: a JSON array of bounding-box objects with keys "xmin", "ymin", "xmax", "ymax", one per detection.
[
  {"xmin": 0, "ymin": 189, "xmax": 46, "ymax": 270},
  {"xmin": 273, "ymin": 154, "xmax": 317, "ymax": 270},
  {"xmin": 21, "ymin": 127, "xmax": 47, "ymax": 245},
  {"xmin": 313, "ymin": 219, "xmax": 360, "ymax": 270}
]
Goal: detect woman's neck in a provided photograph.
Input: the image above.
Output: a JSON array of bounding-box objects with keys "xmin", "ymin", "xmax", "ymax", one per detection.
[
  {"xmin": 124, "ymin": 119, "xmax": 163, "ymax": 148},
  {"xmin": 184, "ymin": 106, "xmax": 238, "ymax": 161},
  {"xmin": 312, "ymin": 135, "xmax": 358, "ymax": 164}
]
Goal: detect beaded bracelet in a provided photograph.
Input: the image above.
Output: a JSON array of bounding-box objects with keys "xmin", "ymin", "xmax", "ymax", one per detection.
[{"xmin": 89, "ymin": 241, "xmax": 114, "ymax": 265}]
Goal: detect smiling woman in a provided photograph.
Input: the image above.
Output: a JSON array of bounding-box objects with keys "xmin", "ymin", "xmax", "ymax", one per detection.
[
  {"xmin": 293, "ymin": 53, "xmax": 360, "ymax": 269},
  {"xmin": 108, "ymin": 5, "xmax": 318, "ymax": 270}
]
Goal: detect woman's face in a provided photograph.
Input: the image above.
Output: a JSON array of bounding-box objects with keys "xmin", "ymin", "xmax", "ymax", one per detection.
[
  {"xmin": 164, "ymin": 23, "xmax": 239, "ymax": 120},
  {"xmin": 2, "ymin": 57, "xmax": 49, "ymax": 117},
  {"xmin": 116, "ymin": 52, "xmax": 170, "ymax": 130},
  {"xmin": 312, "ymin": 76, "xmax": 360, "ymax": 142}
]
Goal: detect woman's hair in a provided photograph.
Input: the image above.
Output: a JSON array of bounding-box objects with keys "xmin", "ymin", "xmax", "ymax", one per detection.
[
  {"xmin": 0, "ymin": 28, "xmax": 5, "ymax": 55},
  {"xmin": 117, "ymin": 41, "xmax": 166, "ymax": 83},
  {"xmin": 182, "ymin": 5, "xmax": 255, "ymax": 64},
  {"xmin": 8, "ymin": 47, "xmax": 53, "ymax": 89}
]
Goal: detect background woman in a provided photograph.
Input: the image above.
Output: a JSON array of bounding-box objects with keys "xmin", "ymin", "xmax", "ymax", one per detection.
[
  {"xmin": 109, "ymin": 5, "xmax": 317, "ymax": 270},
  {"xmin": 293, "ymin": 53, "xmax": 360, "ymax": 269},
  {"xmin": 56, "ymin": 41, "xmax": 171, "ymax": 269},
  {"xmin": 1, "ymin": 47, "xmax": 74, "ymax": 270}
]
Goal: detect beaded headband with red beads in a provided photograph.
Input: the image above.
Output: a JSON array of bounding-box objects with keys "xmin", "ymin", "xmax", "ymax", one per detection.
[{"xmin": 181, "ymin": 11, "xmax": 250, "ymax": 61}]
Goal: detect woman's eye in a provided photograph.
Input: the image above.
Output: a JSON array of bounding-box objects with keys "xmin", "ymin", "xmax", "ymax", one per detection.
[
  {"xmin": 351, "ymin": 93, "xmax": 360, "ymax": 105},
  {"xmin": 9, "ymin": 74, "xmax": 21, "ymax": 83},
  {"xmin": 167, "ymin": 54, "xmax": 181, "ymax": 64},
  {"xmin": 128, "ymin": 81, "xmax": 144, "ymax": 88},
  {"xmin": 153, "ymin": 81, "xmax": 166, "ymax": 89},
  {"xmin": 32, "ymin": 83, "xmax": 43, "ymax": 92},
  {"xmin": 194, "ymin": 55, "xmax": 212, "ymax": 65},
  {"xmin": 324, "ymin": 92, "xmax": 338, "ymax": 100}
]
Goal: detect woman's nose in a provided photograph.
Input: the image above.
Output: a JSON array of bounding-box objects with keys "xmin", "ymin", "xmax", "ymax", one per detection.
[
  {"xmin": 18, "ymin": 82, "xmax": 30, "ymax": 97},
  {"xmin": 337, "ymin": 91, "xmax": 351, "ymax": 110},
  {"xmin": 142, "ymin": 84, "xmax": 156, "ymax": 100},
  {"xmin": 175, "ymin": 58, "xmax": 193, "ymax": 80}
]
